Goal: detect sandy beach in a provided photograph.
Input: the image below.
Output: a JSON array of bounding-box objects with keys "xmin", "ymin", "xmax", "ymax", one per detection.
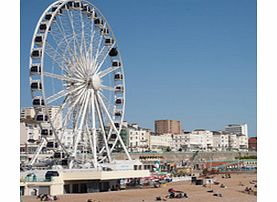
[{"xmin": 22, "ymin": 173, "xmax": 257, "ymax": 202}]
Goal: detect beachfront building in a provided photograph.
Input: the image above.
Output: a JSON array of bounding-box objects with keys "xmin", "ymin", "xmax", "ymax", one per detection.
[
  {"xmin": 188, "ymin": 129, "xmax": 214, "ymax": 151},
  {"xmin": 150, "ymin": 133, "xmax": 173, "ymax": 152},
  {"xmin": 248, "ymin": 137, "xmax": 257, "ymax": 151},
  {"xmin": 20, "ymin": 106, "xmax": 63, "ymax": 157},
  {"xmin": 20, "ymin": 107, "xmax": 36, "ymax": 121},
  {"xmin": 228, "ymin": 133, "xmax": 239, "ymax": 150},
  {"xmin": 225, "ymin": 123, "xmax": 248, "ymax": 136},
  {"xmin": 127, "ymin": 123, "xmax": 151, "ymax": 152},
  {"xmin": 154, "ymin": 120, "xmax": 181, "ymax": 135},
  {"xmin": 20, "ymin": 121, "xmax": 41, "ymax": 154},
  {"xmin": 171, "ymin": 133, "xmax": 190, "ymax": 151},
  {"xmin": 237, "ymin": 134, "xmax": 248, "ymax": 151},
  {"xmin": 212, "ymin": 131, "xmax": 229, "ymax": 151},
  {"xmin": 223, "ymin": 124, "xmax": 249, "ymax": 151}
]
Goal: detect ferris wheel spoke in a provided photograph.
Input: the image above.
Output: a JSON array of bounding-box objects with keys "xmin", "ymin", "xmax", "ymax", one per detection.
[
  {"xmin": 43, "ymin": 71, "xmax": 83, "ymax": 83},
  {"xmin": 98, "ymin": 91, "xmax": 113, "ymax": 112},
  {"xmin": 74, "ymin": 57, "xmax": 87, "ymax": 77},
  {"xmin": 65, "ymin": 9, "xmax": 83, "ymax": 66},
  {"xmin": 94, "ymin": 24, "xmax": 105, "ymax": 61},
  {"xmin": 88, "ymin": 29, "xmax": 96, "ymax": 62},
  {"xmin": 94, "ymin": 94, "xmax": 112, "ymax": 162},
  {"xmin": 95, "ymin": 44, "xmax": 115, "ymax": 74},
  {"xmin": 45, "ymin": 42, "xmax": 71, "ymax": 73},
  {"xmin": 53, "ymin": 16, "xmax": 83, "ymax": 67},
  {"xmin": 97, "ymin": 93, "xmax": 131, "ymax": 160},
  {"xmin": 61, "ymin": 88, "xmax": 87, "ymax": 129},
  {"xmin": 79, "ymin": 10, "xmax": 88, "ymax": 58},
  {"xmin": 100, "ymin": 85, "xmax": 114, "ymax": 91},
  {"xmin": 99, "ymin": 66, "xmax": 121, "ymax": 78},
  {"xmin": 46, "ymin": 83, "xmax": 85, "ymax": 104},
  {"xmin": 86, "ymin": 17, "xmax": 95, "ymax": 61}
]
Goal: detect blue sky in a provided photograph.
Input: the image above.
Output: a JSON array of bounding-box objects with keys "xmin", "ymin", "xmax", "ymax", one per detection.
[{"xmin": 20, "ymin": 0, "xmax": 257, "ymax": 136}]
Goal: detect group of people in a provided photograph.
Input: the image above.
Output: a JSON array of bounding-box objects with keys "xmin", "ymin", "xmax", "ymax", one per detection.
[{"xmin": 36, "ymin": 194, "xmax": 58, "ymax": 201}]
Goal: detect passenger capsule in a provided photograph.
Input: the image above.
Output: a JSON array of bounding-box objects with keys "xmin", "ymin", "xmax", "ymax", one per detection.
[
  {"xmin": 66, "ymin": 1, "xmax": 73, "ymax": 9},
  {"xmin": 112, "ymin": 60, "xmax": 121, "ymax": 67},
  {"xmin": 114, "ymin": 73, "xmax": 123, "ymax": 80},
  {"xmin": 114, "ymin": 110, "xmax": 122, "ymax": 117},
  {"xmin": 30, "ymin": 64, "xmax": 41, "ymax": 74},
  {"xmin": 41, "ymin": 128, "xmax": 52, "ymax": 136},
  {"xmin": 39, "ymin": 22, "xmax": 51, "ymax": 32},
  {"xmin": 52, "ymin": 6, "xmax": 58, "ymax": 12},
  {"xmin": 53, "ymin": 152, "xmax": 65, "ymax": 158},
  {"xmin": 82, "ymin": 4, "xmax": 91, "ymax": 13},
  {"xmin": 31, "ymin": 49, "xmax": 42, "ymax": 58},
  {"xmin": 32, "ymin": 97, "xmax": 45, "ymax": 107},
  {"xmin": 47, "ymin": 142, "xmax": 58, "ymax": 148},
  {"xmin": 114, "ymin": 122, "xmax": 120, "ymax": 128},
  {"xmin": 94, "ymin": 18, "xmax": 104, "ymax": 27},
  {"xmin": 36, "ymin": 113, "xmax": 48, "ymax": 122},
  {"xmin": 109, "ymin": 48, "xmax": 118, "ymax": 57},
  {"xmin": 88, "ymin": 10, "xmax": 97, "ymax": 19},
  {"xmin": 111, "ymin": 133, "xmax": 117, "ymax": 139},
  {"xmin": 105, "ymin": 37, "xmax": 114, "ymax": 46},
  {"xmin": 101, "ymin": 28, "xmax": 109, "ymax": 36},
  {"xmin": 30, "ymin": 81, "xmax": 42, "ymax": 90},
  {"xmin": 115, "ymin": 85, "xmax": 124, "ymax": 92},
  {"xmin": 34, "ymin": 35, "xmax": 43, "ymax": 45},
  {"xmin": 115, "ymin": 98, "xmax": 124, "ymax": 105},
  {"xmin": 73, "ymin": 1, "xmax": 81, "ymax": 9}
]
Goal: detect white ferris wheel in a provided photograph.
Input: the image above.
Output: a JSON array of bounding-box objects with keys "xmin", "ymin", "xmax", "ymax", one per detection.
[{"xmin": 29, "ymin": 0, "xmax": 131, "ymax": 169}]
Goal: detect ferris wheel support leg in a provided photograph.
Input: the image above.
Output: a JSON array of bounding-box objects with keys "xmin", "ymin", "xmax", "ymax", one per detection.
[
  {"xmin": 97, "ymin": 94, "xmax": 132, "ymax": 161},
  {"xmin": 91, "ymin": 90, "xmax": 99, "ymax": 169},
  {"xmin": 70, "ymin": 92, "xmax": 90, "ymax": 169},
  {"xmin": 95, "ymin": 96, "xmax": 112, "ymax": 163},
  {"xmin": 29, "ymin": 138, "xmax": 47, "ymax": 167}
]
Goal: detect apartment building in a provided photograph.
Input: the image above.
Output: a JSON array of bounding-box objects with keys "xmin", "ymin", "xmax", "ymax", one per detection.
[
  {"xmin": 154, "ymin": 120, "xmax": 181, "ymax": 135},
  {"xmin": 212, "ymin": 131, "xmax": 229, "ymax": 151},
  {"xmin": 127, "ymin": 124, "xmax": 150, "ymax": 152},
  {"xmin": 225, "ymin": 124, "xmax": 248, "ymax": 136},
  {"xmin": 150, "ymin": 134, "xmax": 173, "ymax": 151}
]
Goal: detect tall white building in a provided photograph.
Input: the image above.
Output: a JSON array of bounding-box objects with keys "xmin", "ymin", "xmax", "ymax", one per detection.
[
  {"xmin": 225, "ymin": 124, "xmax": 248, "ymax": 136},
  {"xmin": 224, "ymin": 124, "xmax": 248, "ymax": 151},
  {"xmin": 127, "ymin": 123, "xmax": 150, "ymax": 152},
  {"xmin": 237, "ymin": 134, "xmax": 248, "ymax": 151},
  {"xmin": 212, "ymin": 131, "xmax": 229, "ymax": 151},
  {"xmin": 189, "ymin": 129, "xmax": 213, "ymax": 151}
]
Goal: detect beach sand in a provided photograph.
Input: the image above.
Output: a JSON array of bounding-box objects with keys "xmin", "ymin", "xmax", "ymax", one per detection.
[{"xmin": 22, "ymin": 172, "xmax": 257, "ymax": 202}]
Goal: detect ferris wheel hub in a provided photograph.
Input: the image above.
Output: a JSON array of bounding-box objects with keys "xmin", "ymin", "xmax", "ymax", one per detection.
[{"xmin": 87, "ymin": 74, "xmax": 101, "ymax": 90}]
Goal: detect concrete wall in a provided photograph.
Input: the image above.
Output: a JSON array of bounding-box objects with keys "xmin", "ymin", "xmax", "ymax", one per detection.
[{"xmin": 113, "ymin": 151, "xmax": 257, "ymax": 163}]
